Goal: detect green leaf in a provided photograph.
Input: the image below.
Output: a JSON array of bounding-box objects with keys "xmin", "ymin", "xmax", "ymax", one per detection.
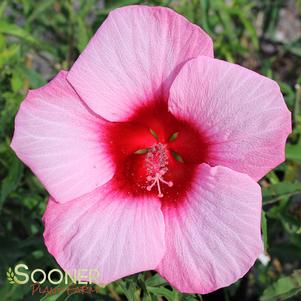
[
  {"xmin": 0, "ymin": 0, "xmax": 7, "ymax": 18},
  {"xmin": 229, "ymin": 7, "xmax": 259, "ymax": 49},
  {"xmin": 0, "ymin": 44, "xmax": 20, "ymax": 68},
  {"xmin": 118, "ymin": 281, "xmax": 136, "ymax": 301},
  {"xmin": 11, "ymin": 71, "xmax": 24, "ymax": 92},
  {"xmin": 0, "ymin": 21, "xmax": 37, "ymax": 43},
  {"xmin": 147, "ymin": 287, "xmax": 177, "ymax": 301},
  {"xmin": 145, "ymin": 273, "xmax": 167, "ymax": 287},
  {"xmin": 76, "ymin": 18, "xmax": 91, "ymax": 52},
  {"xmin": 21, "ymin": 0, "xmax": 31, "ymax": 15},
  {"xmin": 263, "ymin": 182, "xmax": 301, "ymax": 203},
  {"xmin": 262, "ymin": 211, "xmax": 268, "ymax": 251},
  {"xmin": 0, "ymin": 154, "xmax": 24, "ymax": 210},
  {"xmin": 280, "ymin": 214, "xmax": 301, "ymax": 235},
  {"xmin": 260, "ymin": 270, "xmax": 301, "ymax": 301},
  {"xmin": 26, "ymin": 0, "xmax": 57, "ymax": 23},
  {"xmin": 0, "ymin": 33, "xmax": 5, "ymax": 50},
  {"xmin": 20, "ymin": 66, "xmax": 47, "ymax": 88},
  {"xmin": 286, "ymin": 144, "xmax": 301, "ymax": 161},
  {"xmin": 285, "ymin": 38, "xmax": 301, "ymax": 57}
]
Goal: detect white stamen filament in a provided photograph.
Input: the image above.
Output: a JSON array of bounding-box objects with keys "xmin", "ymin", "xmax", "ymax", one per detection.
[{"xmin": 145, "ymin": 143, "xmax": 173, "ymax": 198}]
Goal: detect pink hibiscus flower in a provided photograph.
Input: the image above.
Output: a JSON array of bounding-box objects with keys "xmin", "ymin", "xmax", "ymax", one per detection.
[{"xmin": 11, "ymin": 5, "xmax": 291, "ymax": 294}]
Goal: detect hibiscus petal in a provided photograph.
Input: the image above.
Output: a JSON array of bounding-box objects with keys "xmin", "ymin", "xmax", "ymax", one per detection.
[
  {"xmin": 67, "ymin": 5, "xmax": 213, "ymax": 122},
  {"xmin": 43, "ymin": 183, "xmax": 165, "ymax": 284},
  {"xmin": 168, "ymin": 56, "xmax": 291, "ymax": 181},
  {"xmin": 11, "ymin": 71, "xmax": 114, "ymax": 203},
  {"xmin": 157, "ymin": 164, "xmax": 263, "ymax": 294}
]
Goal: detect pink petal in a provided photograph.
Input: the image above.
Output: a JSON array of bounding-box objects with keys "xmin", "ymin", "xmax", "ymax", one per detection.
[
  {"xmin": 67, "ymin": 5, "xmax": 213, "ymax": 122},
  {"xmin": 43, "ymin": 183, "xmax": 165, "ymax": 284},
  {"xmin": 168, "ymin": 56, "xmax": 291, "ymax": 181},
  {"xmin": 11, "ymin": 71, "xmax": 114, "ymax": 203},
  {"xmin": 157, "ymin": 164, "xmax": 263, "ymax": 294}
]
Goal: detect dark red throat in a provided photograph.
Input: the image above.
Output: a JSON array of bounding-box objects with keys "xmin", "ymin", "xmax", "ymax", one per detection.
[{"xmin": 105, "ymin": 101, "xmax": 209, "ymax": 207}]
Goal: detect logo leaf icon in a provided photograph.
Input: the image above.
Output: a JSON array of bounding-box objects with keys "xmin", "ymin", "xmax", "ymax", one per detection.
[{"xmin": 6, "ymin": 267, "xmax": 16, "ymax": 285}]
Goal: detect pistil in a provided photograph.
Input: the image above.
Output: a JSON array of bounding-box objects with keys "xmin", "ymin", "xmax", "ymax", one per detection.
[{"xmin": 145, "ymin": 143, "xmax": 173, "ymax": 198}]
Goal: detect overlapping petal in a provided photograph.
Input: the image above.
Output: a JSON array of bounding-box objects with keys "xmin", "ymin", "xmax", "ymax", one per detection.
[
  {"xmin": 43, "ymin": 182, "xmax": 165, "ymax": 284},
  {"xmin": 11, "ymin": 5, "xmax": 290, "ymax": 293},
  {"xmin": 157, "ymin": 164, "xmax": 263, "ymax": 294},
  {"xmin": 168, "ymin": 56, "xmax": 291, "ymax": 180},
  {"xmin": 11, "ymin": 71, "xmax": 114, "ymax": 203},
  {"xmin": 67, "ymin": 5, "xmax": 213, "ymax": 122}
]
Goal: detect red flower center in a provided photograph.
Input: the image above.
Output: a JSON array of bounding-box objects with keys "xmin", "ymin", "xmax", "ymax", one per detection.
[{"xmin": 105, "ymin": 101, "xmax": 209, "ymax": 206}]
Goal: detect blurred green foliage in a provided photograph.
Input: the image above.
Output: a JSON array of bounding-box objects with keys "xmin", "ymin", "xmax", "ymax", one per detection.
[{"xmin": 0, "ymin": 0, "xmax": 301, "ymax": 300}]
